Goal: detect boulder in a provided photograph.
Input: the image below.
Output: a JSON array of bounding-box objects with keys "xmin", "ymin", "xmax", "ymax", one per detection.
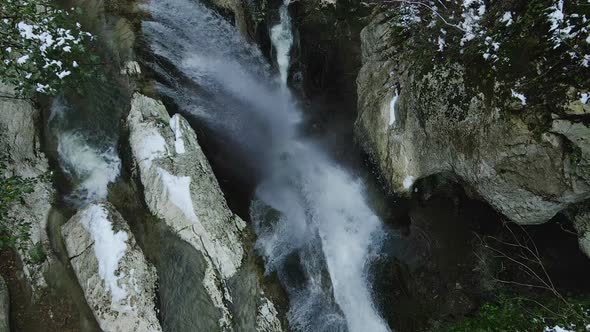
[
  {"xmin": 355, "ymin": 14, "xmax": 590, "ymax": 225},
  {"xmin": 0, "ymin": 83, "xmax": 55, "ymax": 291},
  {"xmin": 0, "ymin": 276, "xmax": 9, "ymax": 332},
  {"xmin": 62, "ymin": 201, "xmax": 162, "ymax": 332},
  {"xmin": 127, "ymin": 93, "xmax": 283, "ymax": 331}
]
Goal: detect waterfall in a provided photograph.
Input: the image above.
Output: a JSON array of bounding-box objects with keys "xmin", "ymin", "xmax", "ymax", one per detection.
[
  {"xmin": 270, "ymin": 0, "xmax": 293, "ymax": 85},
  {"xmin": 50, "ymin": 97, "xmax": 121, "ymax": 206},
  {"xmin": 142, "ymin": 0, "xmax": 391, "ymax": 331}
]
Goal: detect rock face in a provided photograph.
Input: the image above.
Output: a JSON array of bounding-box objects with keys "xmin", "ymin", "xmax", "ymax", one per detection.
[
  {"xmin": 0, "ymin": 83, "xmax": 55, "ymax": 291},
  {"xmin": 62, "ymin": 201, "xmax": 162, "ymax": 332},
  {"xmin": 571, "ymin": 208, "xmax": 590, "ymax": 258},
  {"xmin": 127, "ymin": 93, "xmax": 283, "ymax": 331},
  {"xmin": 355, "ymin": 13, "xmax": 590, "ymax": 226},
  {"xmin": 0, "ymin": 276, "xmax": 9, "ymax": 332}
]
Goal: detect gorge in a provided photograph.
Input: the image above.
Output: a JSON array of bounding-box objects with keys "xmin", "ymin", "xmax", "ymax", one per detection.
[{"xmin": 1, "ymin": 0, "xmax": 590, "ymax": 332}]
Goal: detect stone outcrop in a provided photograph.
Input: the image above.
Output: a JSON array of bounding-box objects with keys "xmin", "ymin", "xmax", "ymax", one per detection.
[
  {"xmin": 355, "ymin": 12, "xmax": 590, "ymax": 226},
  {"xmin": 62, "ymin": 201, "xmax": 162, "ymax": 332},
  {"xmin": 127, "ymin": 93, "xmax": 283, "ymax": 331},
  {"xmin": 207, "ymin": 0, "xmax": 257, "ymax": 40},
  {"xmin": 0, "ymin": 276, "xmax": 9, "ymax": 332},
  {"xmin": 0, "ymin": 83, "xmax": 55, "ymax": 292}
]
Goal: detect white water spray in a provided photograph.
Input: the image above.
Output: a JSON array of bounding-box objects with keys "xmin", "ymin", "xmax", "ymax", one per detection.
[
  {"xmin": 143, "ymin": 0, "xmax": 391, "ymax": 331},
  {"xmin": 51, "ymin": 99, "xmax": 121, "ymax": 205},
  {"xmin": 271, "ymin": 0, "xmax": 293, "ymax": 85}
]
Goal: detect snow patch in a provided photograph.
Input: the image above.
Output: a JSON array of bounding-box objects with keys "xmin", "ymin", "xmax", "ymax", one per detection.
[
  {"xmin": 544, "ymin": 325, "xmax": 575, "ymax": 332},
  {"xmin": 16, "ymin": 54, "xmax": 30, "ymax": 65},
  {"xmin": 501, "ymin": 12, "xmax": 513, "ymax": 26},
  {"xmin": 547, "ymin": 0, "xmax": 565, "ymax": 48},
  {"xmin": 403, "ymin": 176, "xmax": 415, "ymax": 189},
  {"xmin": 135, "ymin": 128, "xmax": 167, "ymax": 169},
  {"xmin": 460, "ymin": 0, "xmax": 486, "ymax": 46},
  {"xmin": 511, "ymin": 89, "xmax": 527, "ymax": 105},
  {"xmin": 389, "ymin": 90, "xmax": 399, "ymax": 126},
  {"xmin": 169, "ymin": 114, "xmax": 186, "ymax": 154},
  {"xmin": 157, "ymin": 168, "xmax": 198, "ymax": 222},
  {"xmin": 57, "ymin": 70, "xmax": 71, "ymax": 79},
  {"xmin": 79, "ymin": 204, "xmax": 129, "ymax": 303}
]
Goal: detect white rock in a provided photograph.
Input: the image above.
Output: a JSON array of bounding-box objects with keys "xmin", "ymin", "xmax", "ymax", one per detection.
[
  {"xmin": 62, "ymin": 202, "xmax": 162, "ymax": 332},
  {"xmin": 120, "ymin": 61, "xmax": 141, "ymax": 76},
  {"xmin": 127, "ymin": 93, "xmax": 283, "ymax": 331}
]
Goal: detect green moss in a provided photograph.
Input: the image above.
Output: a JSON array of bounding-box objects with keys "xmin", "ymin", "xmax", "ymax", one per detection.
[
  {"xmin": 28, "ymin": 242, "xmax": 47, "ymax": 265},
  {"xmin": 433, "ymin": 294, "xmax": 590, "ymax": 332}
]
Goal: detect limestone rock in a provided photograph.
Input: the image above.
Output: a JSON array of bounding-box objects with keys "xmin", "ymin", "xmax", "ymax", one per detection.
[
  {"xmin": 62, "ymin": 201, "xmax": 162, "ymax": 332},
  {"xmin": 0, "ymin": 276, "xmax": 9, "ymax": 332},
  {"xmin": 127, "ymin": 93, "xmax": 283, "ymax": 331},
  {"xmin": 0, "ymin": 83, "xmax": 55, "ymax": 291},
  {"xmin": 355, "ymin": 16, "xmax": 590, "ymax": 225}
]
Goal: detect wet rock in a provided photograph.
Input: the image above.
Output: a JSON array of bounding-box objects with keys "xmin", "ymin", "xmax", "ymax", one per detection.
[
  {"xmin": 571, "ymin": 208, "xmax": 590, "ymax": 259},
  {"xmin": 355, "ymin": 15, "xmax": 590, "ymax": 225},
  {"xmin": 0, "ymin": 276, "xmax": 9, "ymax": 332},
  {"xmin": 0, "ymin": 83, "xmax": 55, "ymax": 292},
  {"xmin": 61, "ymin": 201, "xmax": 162, "ymax": 332},
  {"xmin": 127, "ymin": 93, "xmax": 283, "ymax": 331}
]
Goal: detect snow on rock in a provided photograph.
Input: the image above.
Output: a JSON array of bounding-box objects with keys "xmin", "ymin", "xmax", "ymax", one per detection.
[
  {"xmin": 156, "ymin": 168, "xmax": 197, "ymax": 221},
  {"xmin": 388, "ymin": 89, "xmax": 399, "ymax": 126},
  {"xmin": 62, "ymin": 202, "xmax": 162, "ymax": 332},
  {"xmin": 127, "ymin": 93, "xmax": 284, "ymax": 331},
  {"xmin": 127, "ymin": 96, "xmax": 169, "ymax": 170},
  {"xmin": 545, "ymin": 325, "xmax": 575, "ymax": 332},
  {"xmin": 460, "ymin": 0, "xmax": 486, "ymax": 46},
  {"xmin": 78, "ymin": 204, "xmax": 129, "ymax": 302},
  {"xmin": 169, "ymin": 114, "xmax": 186, "ymax": 154},
  {"xmin": 403, "ymin": 176, "xmax": 415, "ymax": 190},
  {"xmin": 511, "ymin": 89, "xmax": 527, "ymax": 105},
  {"xmin": 500, "ymin": 12, "xmax": 513, "ymax": 26}
]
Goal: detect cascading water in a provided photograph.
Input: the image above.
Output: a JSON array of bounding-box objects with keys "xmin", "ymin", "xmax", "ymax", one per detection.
[
  {"xmin": 270, "ymin": 0, "xmax": 293, "ymax": 86},
  {"xmin": 49, "ymin": 97, "xmax": 121, "ymax": 206},
  {"xmin": 142, "ymin": 0, "xmax": 391, "ymax": 331}
]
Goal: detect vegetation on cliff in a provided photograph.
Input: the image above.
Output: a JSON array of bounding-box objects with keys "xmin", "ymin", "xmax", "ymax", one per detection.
[
  {"xmin": 375, "ymin": 0, "xmax": 589, "ymax": 112},
  {"xmin": 0, "ymin": 0, "xmax": 95, "ymax": 96}
]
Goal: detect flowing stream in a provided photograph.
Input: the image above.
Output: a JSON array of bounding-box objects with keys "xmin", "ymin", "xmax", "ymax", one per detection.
[{"xmin": 142, "ymin": 0, "xmax": 391, "ymax": 331}]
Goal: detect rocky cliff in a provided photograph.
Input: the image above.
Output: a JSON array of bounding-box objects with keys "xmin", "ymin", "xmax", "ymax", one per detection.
[
  {"xmin": 62, "ymin": 201, "xmax": 162, "ymax": 332},
  {"xmin": 0, "ymin": 83, "xmax": 55, "ymax": 292},
  {"xmin": 127, "ymin": 93, "xmax": 283, "ymax": 331},
  {"xmin": 355, "ymin": 2, "xmax": 590, "ymax": 233}
]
